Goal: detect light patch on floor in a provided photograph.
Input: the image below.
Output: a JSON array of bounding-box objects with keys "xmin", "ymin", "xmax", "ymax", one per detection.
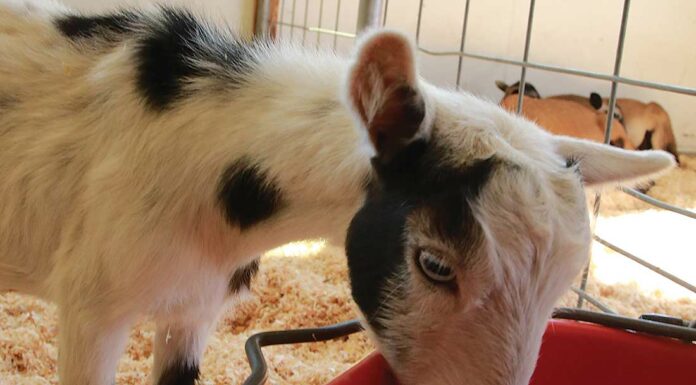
[
  {"xmin": 573, "ymin": 154, "xmax": 696, "ymax": 318},
  {"xmin": 591, "ymin": 209, "xmax": 696, "ymax": 300},
  {"xmin": 265, "ymin": 240, "xmax": 327, "ymax": 258}
]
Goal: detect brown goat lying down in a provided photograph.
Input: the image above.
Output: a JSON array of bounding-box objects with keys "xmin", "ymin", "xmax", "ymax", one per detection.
[
  {"xmin": 496, "ymin": 81, "xmax": 633, "ymax": 149},
  {"xmin": 588, "ymin": 94, "xmax": 680, "ymax": 164},
  {"xmin": 495, "ymin": 81, "xmax": 680, "ymax": 162}
]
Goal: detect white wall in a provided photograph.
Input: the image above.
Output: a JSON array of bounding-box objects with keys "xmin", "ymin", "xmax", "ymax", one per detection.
[
  {"xmin": 381, "ymin": 0, "xmax": 696, "ymax": 153},
  {"xmin": 62, "ymin": 0, "xmax": 696, "ymax": 153},
  {"xmin": 278, "ymin": 0, "xmax": 696, "ymax": 154}
]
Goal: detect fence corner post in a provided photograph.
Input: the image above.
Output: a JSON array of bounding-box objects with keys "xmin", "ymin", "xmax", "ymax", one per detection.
[
  {"xmin": 255, "ymin": 0, "xmax": 280, "ymax": 39},
  {"xmin": 356, "ymin": 0, "xmax": 384, "ymax": 35}
]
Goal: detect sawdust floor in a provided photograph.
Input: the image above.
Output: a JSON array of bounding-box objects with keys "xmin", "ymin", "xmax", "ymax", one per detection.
[{"xmin": 2, "ymin": 156, "xmax": 695, "ymax": 385}]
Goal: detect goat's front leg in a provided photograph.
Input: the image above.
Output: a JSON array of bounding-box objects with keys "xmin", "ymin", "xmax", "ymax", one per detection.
[
  {"xmin": 151, "ymin": 259, "xmax": 260, "ymax": 385},
  {"xmin": 151, "ymin": 318, "xmax": 219, "ymax": 385},
  {"xmin": 57, "ymin": 307, "xmax": 134, "ymax": 385}
]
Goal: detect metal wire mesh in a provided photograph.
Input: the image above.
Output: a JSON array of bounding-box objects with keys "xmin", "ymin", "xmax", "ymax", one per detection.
[{"xmin": 257, "ymin": 0, "xmax": 696, "ymax": 315}]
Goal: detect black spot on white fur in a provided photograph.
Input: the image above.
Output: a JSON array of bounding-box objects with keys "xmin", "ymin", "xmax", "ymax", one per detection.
[
  {"xmin": 55, "ymin": 12, "xmax": 140, "ymax": 40},
  {"xmin": 228, "ymin": 259, "xmax": 260, "ymax": 294},
  {"xmin": 157, "ymin": 360, "xmax": 199, "ymax": 385},
  {"xmin": 218, "ymin": 159, "xmax": 283, "ymax": 230},
  {"xmin": 55, "ymin": 7, "xmax": 258, "ymax": 109},
  {"xmin": 134, "ymin": 7, "xmax": 257, "ymax": 110}
]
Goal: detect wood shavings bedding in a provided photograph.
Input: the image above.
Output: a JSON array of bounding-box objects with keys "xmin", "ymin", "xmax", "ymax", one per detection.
[{"xmin": 2, "ymin": 156, "xmax": 694, "ymax": 385}]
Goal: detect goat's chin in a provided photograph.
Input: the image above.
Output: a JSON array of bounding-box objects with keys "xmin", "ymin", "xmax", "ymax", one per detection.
[
  {"xmin": 392, "ymin": 348, "xmax": 538, "ymax": 385},
  {"xmin": 376, "ymin": 300, "xmax": 551, "ymax": 385}
]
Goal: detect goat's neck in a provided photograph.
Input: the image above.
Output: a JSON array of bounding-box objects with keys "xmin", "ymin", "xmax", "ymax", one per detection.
[{"xmin": 196, "ymin": 50, "xmax": 372, "ymax": 255}]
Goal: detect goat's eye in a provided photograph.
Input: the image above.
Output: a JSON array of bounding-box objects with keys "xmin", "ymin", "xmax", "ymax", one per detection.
[{"xmin": 417, "ymin": 250, "xmax": 456, "ymax": 283}]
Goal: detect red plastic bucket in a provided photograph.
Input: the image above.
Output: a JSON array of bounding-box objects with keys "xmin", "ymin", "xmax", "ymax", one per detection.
[{"xmin": 327, "ymin": 319, "xmax": 696, "ymax": 385}]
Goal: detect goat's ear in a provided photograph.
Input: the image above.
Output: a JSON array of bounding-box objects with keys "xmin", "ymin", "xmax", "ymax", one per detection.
[
  {"xmin": 555, "ymin": 135, "xmax": 676, "ymax": 187},
  {"xmin": 495, "ymin": 80, "xmax": 509, "ymax": 92},
  {"xmin": 525, "ymin": 83, "xmax": 541, "ymax": 99},
  {"xmin": 589, "ymin": 92, "xmax": 603, "ymax": 110},
  {"xmin": 347, "ymin": 30, "xmax": 427, "ymax": 162}
]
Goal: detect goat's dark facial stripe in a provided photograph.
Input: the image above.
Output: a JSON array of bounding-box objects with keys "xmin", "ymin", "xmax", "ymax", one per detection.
[
  {"xmin": 346, "ymin": 150, "xmax": 496, "ymax": 333},
  {"xmin": 134, "ymin": 7, "xmax": 257, "ymax": 110},
  {"xmin": 424, "ymin": 187, "xmax": 478, "ymax": 242},
  {"xmin": 375, "ymin": 140, "xmax": 497, "ymax": 201},
  {"xmin": 157, "ymin": 360, "xmax": 199, "ymax": 385},
  {"xmin": 228, "ymin": 259, "xmax": 260, "ymax": 294},
  {"xmin": 218, "ymin": 159, "xmax": 283, "ymax": 230},
  {"xmin": 55, "ymin": 12, "xmax": 139, "ymax": 40},
  {"xmin": 346, "ymin": 191, "xmax": 411, "ymax": 333}
]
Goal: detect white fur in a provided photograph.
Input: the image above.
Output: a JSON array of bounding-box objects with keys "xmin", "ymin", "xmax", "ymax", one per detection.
[
  {"xmin": 555, "ymin": 135, "xmax": 676, "ymax": 186},
  {"xmin": 0, "ymin": 2, "xmax": 676, "ymax": 385}
]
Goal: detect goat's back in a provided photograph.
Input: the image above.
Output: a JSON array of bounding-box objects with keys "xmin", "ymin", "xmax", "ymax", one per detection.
[
  {"xmin": 0, "ymin": 4, "xmax": 91, "ymax": 293},
  {"xmin": 501, "ymin": 95, "xmax": 633, "ymax": 148},
  {"xmin": 0, "ymin": 3, "xmax": 225, "ymax": 296}
]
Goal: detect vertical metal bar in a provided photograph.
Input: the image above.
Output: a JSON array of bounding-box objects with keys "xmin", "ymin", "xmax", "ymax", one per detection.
[
  {"xmin": 302, "ymin": 0, "xmax": 310, "ymax": 43},
  {"xmin": 578, "ymin": 0, "xmax": 632, "ymax": 309},
  {"xmin": 415, "ymin": 0, "xmax": 425, "ymax": 44},
  {"xmin": 316, "ymin": 0, "xmax": 325, "ymax": 47},
  {"xmin": 333, "ymin": 0, "xmax": 341, "ymax": 50},
  {"xmin": 279, "ymin": 0, "xmax": 285, "ymax": 38},
  {"xmin": 267, "ymin": 0, "xmax": 281, "ymax": 39},
  {"xmin": 455, "ymin": 0, "xmax": 471, "ymax": 89},
  {"xmin": 576, "ymin": 193, "xmax": 600, "ymax": 309},
  {"xmin": 516, "ymin": 0, "xmax": 536, "ymax": 114},
  {"xmin": 254, "ymin": 0, "xmax": 270, "ymax": 36},
  {"xmin": 603, "ymin": 0, "xmax": 631, "ymax": 144},
  {"xmin": 289, "ymin": 0, "xmax": 297, "ymax": 39},
  {"xmin": 382, "ymin": 0, "xmax": 389, "ymax": 26},
  {"xmin": 357, "ymin": 0, "xmax": 384, "ymax": 33}
]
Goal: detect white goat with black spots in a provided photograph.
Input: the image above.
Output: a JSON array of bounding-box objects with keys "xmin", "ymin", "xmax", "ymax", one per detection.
[{"xmin": 0, "ymin": 1, "xmax": 676, "ymax": 385}]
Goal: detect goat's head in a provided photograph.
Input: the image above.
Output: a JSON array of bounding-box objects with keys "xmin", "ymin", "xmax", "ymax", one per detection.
[
  {"xmin": 343, "ymin": 31, "xmax": 675, "ymax": 385},
  {"xmin": 496, "ymin": 80, "xmax": 542, "ymax": 99},
  {"xmin": 589, "ymin": 92, "xmax": 634, "ymax": 149},
  {"xmin": 590, "ymin": 92, "xmax": 625, "ymax": 126}
]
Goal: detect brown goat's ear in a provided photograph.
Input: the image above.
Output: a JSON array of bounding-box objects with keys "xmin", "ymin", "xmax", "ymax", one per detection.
[
  {"xmin": 589, "ymin": 92, "xmax": 603, "ymax": 110},
  {"xmin": 495, "ymin": 80, "xmax": 509, "ymax": 93},
  {"xmin": 347, "ymin": 30, "xmax": 426, "ymax": 162},
  {"xmin": 524, "ymin": 83, "xmax": 541, "ymax": 99}
]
